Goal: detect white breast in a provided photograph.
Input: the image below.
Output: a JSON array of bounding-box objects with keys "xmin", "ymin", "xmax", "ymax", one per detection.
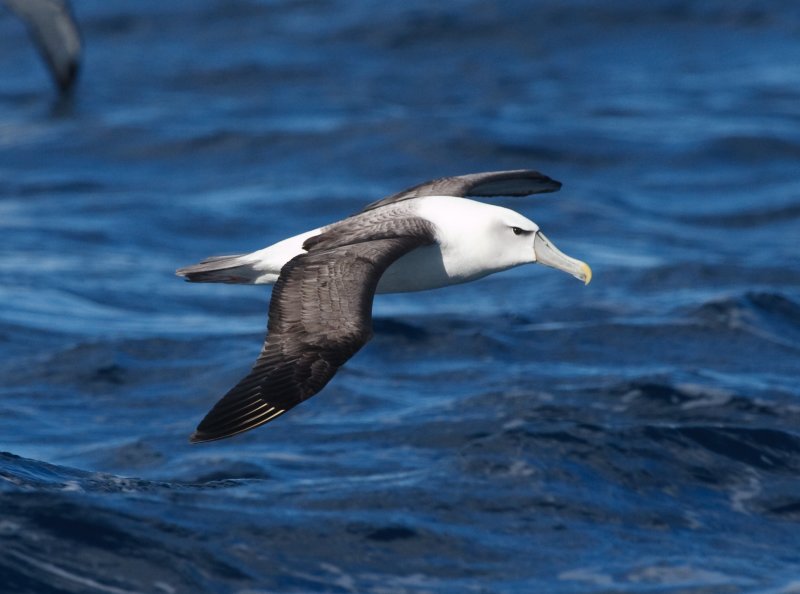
[
  {"xmin": 377, "ymin": 196, "xmax": 525, "ymax": 294},
  {"xmin": 376, "ymin": 245, "xmax": 453, "ymax": 293}
]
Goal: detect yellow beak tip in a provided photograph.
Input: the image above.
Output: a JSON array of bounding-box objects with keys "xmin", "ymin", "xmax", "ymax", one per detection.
[{"xmin": 582, "ymin": 263, "xmax": 593, "ymax": 286}]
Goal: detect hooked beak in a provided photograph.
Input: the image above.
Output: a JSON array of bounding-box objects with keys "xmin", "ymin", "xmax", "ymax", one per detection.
[{"xmin": 533, "ymin": 231, "xmax": 592, "ymax": 285}]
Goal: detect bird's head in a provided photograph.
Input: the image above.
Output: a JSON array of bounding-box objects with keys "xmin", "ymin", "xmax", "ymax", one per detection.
[
  {"xmin": 417, "ymin": 196, "xmax": 592, "ymax": 285},
  {"xmin": 483, "ymin": 207, "xmax": 592, "ymax": 285}
]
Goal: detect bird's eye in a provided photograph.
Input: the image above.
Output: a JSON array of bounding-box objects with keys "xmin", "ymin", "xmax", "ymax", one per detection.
[{"xmin": 511, "ymin": 226, "xmax": 524, "ymax": 235}]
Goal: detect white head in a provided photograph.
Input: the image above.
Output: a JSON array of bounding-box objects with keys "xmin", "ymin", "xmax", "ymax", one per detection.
[{"xmin": 416, "ymin": 196, "xmax": 592, "ymax": 285}]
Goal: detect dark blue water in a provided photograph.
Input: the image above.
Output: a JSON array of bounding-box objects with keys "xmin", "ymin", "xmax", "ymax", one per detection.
[{"xmin": 2, "ymin": 1, "xmax": 799, "ymax": 592}]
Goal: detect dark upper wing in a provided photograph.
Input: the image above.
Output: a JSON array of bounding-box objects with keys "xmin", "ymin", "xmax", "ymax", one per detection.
[
  {"xmin": 190, "ymin": 219, "xmax": 434, "ymax": 443},
  {"xmin": 360, "ymin": 169, "xmax": 562, "ymax": 213},
  {"xmin": 4, "ymin": 0, "xmax": 81, "ymax": 92}
]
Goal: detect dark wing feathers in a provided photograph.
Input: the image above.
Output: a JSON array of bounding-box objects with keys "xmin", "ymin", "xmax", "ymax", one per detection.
[
  {"xmin": 190, "ymin": 220, "xmax": 434, "ymax": 443},
  {"xmin": 303, "ymin": 212, "xmax": 435, "ymax": 252},
  {"xmin": 360, "ymin": 169, "xmax": 561, "ymax": 213}
]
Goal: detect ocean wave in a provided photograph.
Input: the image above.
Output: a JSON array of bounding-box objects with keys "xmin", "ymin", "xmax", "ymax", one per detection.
[
  {"xmin": 691, "ymin": 292, "xmax": 800, "ymax": 347},
  {"xmin": 0, "ymin": 451, "xmax": 246, "ymax": 494},
  {"xmin": 680, "ymin": 203, "xmax": 800, "ymax": 228}
]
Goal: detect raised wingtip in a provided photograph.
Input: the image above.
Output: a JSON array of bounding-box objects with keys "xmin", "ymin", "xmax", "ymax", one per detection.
[
  {"xmin": 543, "ymin": 178, "xmax": 562, "ymax": 193},
  {"xmin": 456, "ymin": 169, "xmax": 563, "ymax": 198},
  {"xmin": 175, "ymin": 267, "xmax": 195, "ymax": 281}
]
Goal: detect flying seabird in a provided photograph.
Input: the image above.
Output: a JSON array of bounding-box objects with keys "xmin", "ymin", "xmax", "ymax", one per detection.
[
  {"xmin": 3, "ymin": 0, "xmax": 81, "ymax": 93},
  {"xmin": 177, "ymin": 169, "xmax": 592, "ymax": 443}
]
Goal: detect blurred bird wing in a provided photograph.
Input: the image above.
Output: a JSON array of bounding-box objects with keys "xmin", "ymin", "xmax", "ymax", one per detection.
[{"xmin": 5, "ymin": 0, "xmax": 81, "ymax": 91}]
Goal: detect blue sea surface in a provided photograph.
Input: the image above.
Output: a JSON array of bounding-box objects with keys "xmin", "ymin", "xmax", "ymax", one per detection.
[{"xmin": 1, "ymin": 1, "xmax": 800, "ymax": 592}]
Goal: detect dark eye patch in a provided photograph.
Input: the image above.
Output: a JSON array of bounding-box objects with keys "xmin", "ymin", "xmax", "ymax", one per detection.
[{"xmin": 511, "ymin": 226, "xmax": 531, "ymax": 236}]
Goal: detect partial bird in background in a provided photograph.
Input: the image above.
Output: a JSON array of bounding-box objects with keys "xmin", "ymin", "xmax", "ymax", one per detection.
[{"xmin": 3, "ymin": 0, "xmax": 81, "ymax": 93}]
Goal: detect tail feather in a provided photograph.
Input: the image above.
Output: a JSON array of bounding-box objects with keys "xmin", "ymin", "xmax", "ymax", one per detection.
[{"xmin": 176, "ymin": 254, "xmax": 261, "ymax": 284}]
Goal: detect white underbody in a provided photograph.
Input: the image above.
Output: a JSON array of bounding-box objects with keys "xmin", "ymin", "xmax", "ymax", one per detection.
[{"xmin": 232, "ymin": 196, "xmax": 540, "ymax": 293}]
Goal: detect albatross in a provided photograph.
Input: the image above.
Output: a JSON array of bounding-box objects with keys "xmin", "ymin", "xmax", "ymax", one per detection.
[{"xmin": 178, "ymin": 169, "xmax": 591, "ymax": 443}]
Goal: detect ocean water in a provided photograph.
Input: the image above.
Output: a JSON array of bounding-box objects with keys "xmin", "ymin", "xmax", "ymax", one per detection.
[{"xmin": 1, "ymin": 1, "xmax": 799, "ymax": 592}]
